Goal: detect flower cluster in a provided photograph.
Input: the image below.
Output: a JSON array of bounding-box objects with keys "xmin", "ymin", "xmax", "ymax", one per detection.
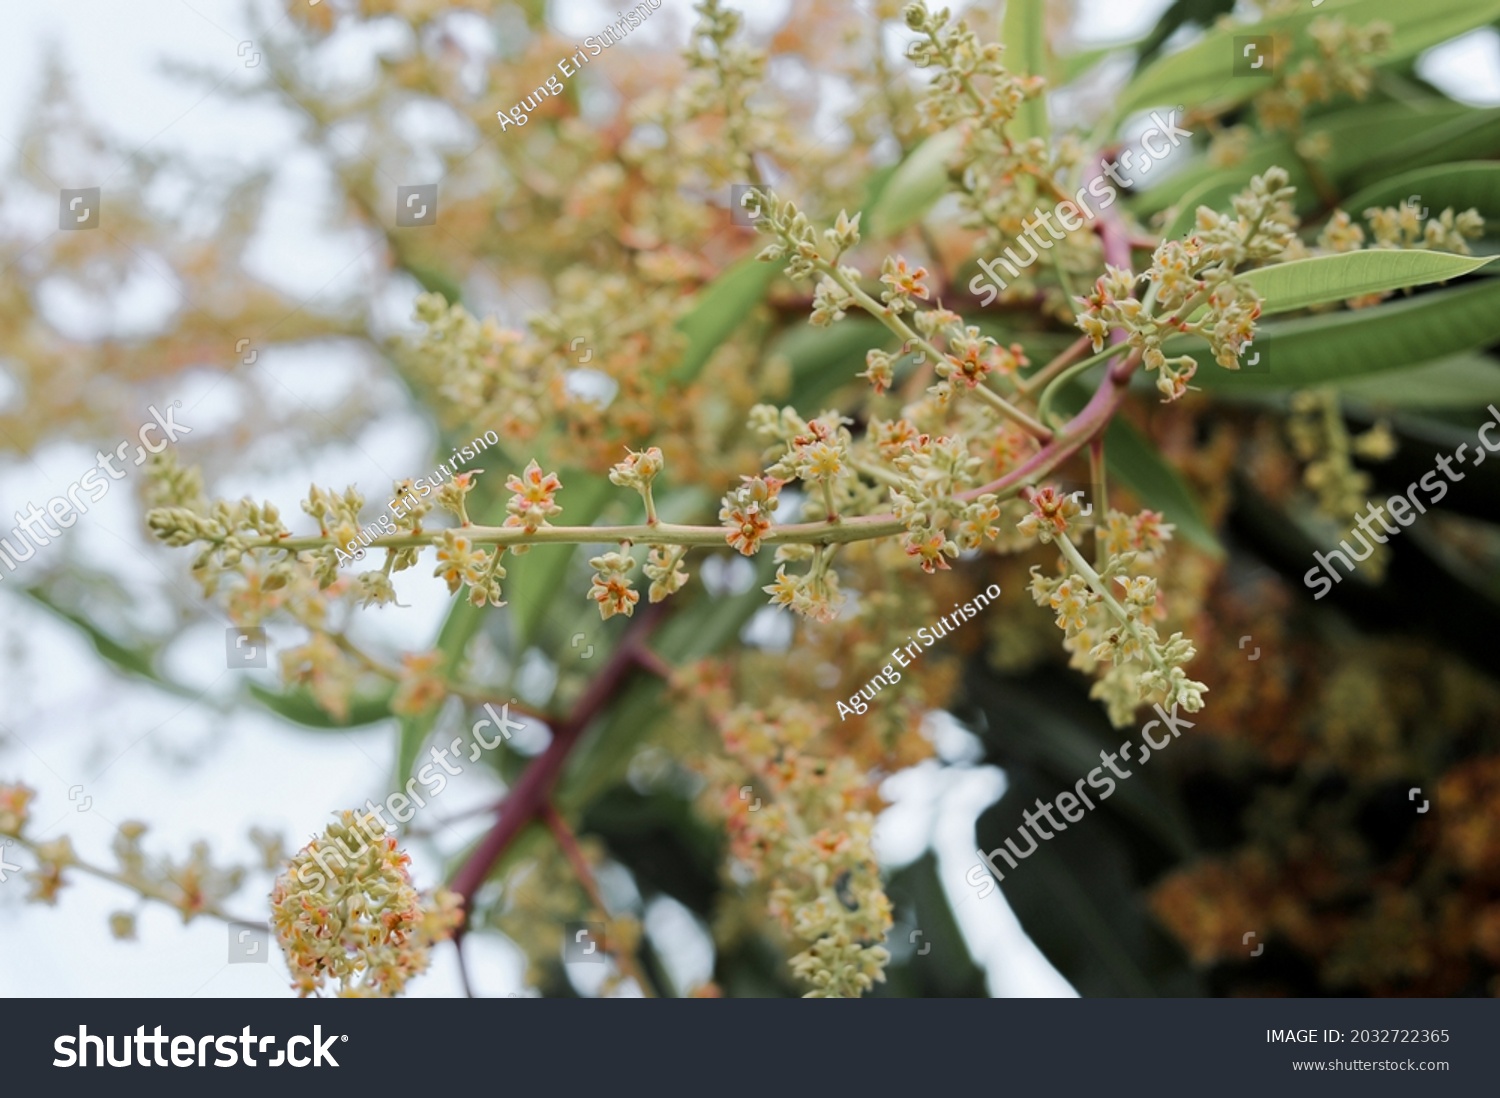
[
  {"xmin": 638, "ymin": 0, "xmax": 775, "ymax": 188},
  {"xmin": 1362, "ymin": 205, "xmax": 1485, "ymax": 255},
  {"xmin": 588, "ymin": 549, "xmax": 641, "ymax": 620},
  {"xmin": 1299, "ymin": 202, "xmax": 1486, "ymax": 311},
  {"xmin": 1019, "ymin": 489, "xmax": 1205, "ymax": 726},
  {"xmin": 434, "ymin": 528, "xmax": 506, "ymax": 607},
  {"xmin": 0, "ymin": 781, "xmax": 34, "ymax": 835},
  {"xmin": 607, "ymin": 446, "xmax": 664, "ymax": 495},
  {"xmin": 1285, "ymin": 387, "xmax": 1397, "ymax": 579},
  {"xmin": 270, "ymin": 810, "xmax": 461, "ymax": 997},
  {"xmin": 719, "ymin": 473, "xmax": 784, "ymax": 557},
  {"xmin": 1, "ymin": 783, "xmax": 252, "ymax": 930},
  {"xmin": 1080, "ymin": 168, "xmax": 1299, "ymax": 398},
  {"xmin": 708, "ymin": 703, "xmax": 892, "ymax": 997},
  {"xmin": 764, "ymin": 545, "xmax": 846, "ymax": 624},
  {"xmin": 901, "ymin": 2, "xmax": 1094, "ymax": 313},
  {"xmin": 1255, "ymin": 16, "xmax": 1393, "ymax": 137}
]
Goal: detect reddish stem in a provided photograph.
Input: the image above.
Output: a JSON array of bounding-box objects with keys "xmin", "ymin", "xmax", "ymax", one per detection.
[{"xmin": 450, "ymin": 602, "xmax": 668, "ymax": 932}]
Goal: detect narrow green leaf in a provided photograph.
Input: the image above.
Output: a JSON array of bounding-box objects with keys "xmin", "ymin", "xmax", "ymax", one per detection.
[
  {"xmin": 1240, "ymin": 250, "xmax": 1493, "ymax": 316},
  {"xmin": 780, "ymin": 318, "xmax": 891, "ymax": 410},
  {"xmin": 1341, "ymin": 161, "xmax": 1500, "ymax": 223},
  {"xmin": 1335, "ymin": 355, "xmax": 1500, "ymax": 410},
  {"xmin": 969, "ymin": 675, "xmax": 1199, "ymax": 861},
  {"xmin": 671, "ymin": 255, "xmax": 778, "ymax": 382},
  {"xmin": 21, "ymin": 587, "xmax": 198, "ymax": 700},
  {"xmin": 1115, "ymin": 0, "xmax": 1500, "ymax": 122},
  {"xmin": 975, "ymin": 769, "xmax": 1200, "ymax": 995},
  {"xmin": 1134, "ymin": 0, "xmax": 1236, "ymax": 70},
  {"xmin": 1055, "ymin": 39, "xmax": 1138, "ymax": 84},
  {"xmin": 1134, "ymin": 101, "xmax": 1473, "ymax": 217},
  {"xmin": 1002, "ymin": 0, "xmax": 1049, "ymax": 145},
  {"xmin": 1103, "ymin": 415, "xmax": 1223, "ymax": 557},
  {"xmin": 1349, "ymin": 108, "xmax": 1500, "ymax": 189},
  {"xmin": 866, "ymin": 129, "xmax": 962, "ymax": 239},
  {"xmin": 403, "ymin": 262, "xmax": 465, "ymax": 305},
  {"xmin": 1176, "ymin": 278, "xmax": 1500, "ymax": 391},
  {"xmin": 248, "ymin": 682, "xmax": 394, "ymax": 729}
]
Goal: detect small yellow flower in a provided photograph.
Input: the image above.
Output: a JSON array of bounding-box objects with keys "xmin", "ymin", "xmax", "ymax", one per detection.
[
  {"xmin": 505, "ymin": 460, "xmax": 564, "ymax": 532},
  {"xmin": 271, "ymin": 811, "xmax": 459, "ymax": 998},
  {"xmin": 1017, "ymin": 485, "xmax": 1082, "ymax": 542},
  {"xmin": 879, "ymin": 256, "xmax": 930, "ymax": 303},
  {"xmin": 903, "ymin": 530, "xmax": 956, "ymax": 573},
  {"xmin": 433, "ymin": 531, "xmax": 486, "ymax": 595},
  {"xmin": 391, "ymin": 651, "xmax": 446, "ymax": 716},
  {"xmin": 0, "ymin": 782, "xmax": 35, "ymax": 836},
  {"xmin": 588, "ymin": 550, "xmax": 640, "ymax": 620}
]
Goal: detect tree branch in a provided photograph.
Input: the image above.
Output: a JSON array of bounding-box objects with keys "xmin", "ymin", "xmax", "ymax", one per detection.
[{"xmin": 449, "ymin": 602, "xmax": 668, "ymax": 933}]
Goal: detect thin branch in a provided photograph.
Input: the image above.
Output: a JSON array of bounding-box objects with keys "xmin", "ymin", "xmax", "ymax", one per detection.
[
  {"xmin": 326, "ymin": 631, "xmax": 550, "ymax": 721},
  {"xmin": 1089, "ymin": 434, "xmax": 1109, "ymax": 568},
  {"xmin": 7, "ymin": 834, "xmax": 262, "ymax": 928},
  {"xmin": 449, "ymin": 603, "xmax": 668, "ymax": 934},
  {"xmin": 1019, "ymin": 335, "xmax": 1092, "ymax": 394},
  {"xmin": 454, "ymin": 936, "xmax": 476, "ymax": 998},
  {"xmin": 541, "ymin": 803, "xmax": 661, "ymax": 997},
  {"xmin": 631, "ymin": 645, "xmax": 676, "ymax": 682}
]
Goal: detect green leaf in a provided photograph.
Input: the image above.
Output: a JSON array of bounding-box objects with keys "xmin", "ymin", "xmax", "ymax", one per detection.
[
  {"xmin": 1133, "ymin": 0, "xmax": 1236, "ymax": 69},
  {"xmin": 780, "ymin": 318, "xmax": 891, "ymax": 410},
  {"xmin": 1103, "ymin": 415, "xmax": 1223, "ymax": 557},
  {"xmin": 969, "ymin": 674, "xmax": 1199, "ymax": 860},
  {"xmin": 1002, "ymin": 0, "xmax": 1049, "ymax": 146},
  {"xmin": 1341, "ymin": 161, "xmax": 1500, "ymax": 223},
  {"xmin": 248, "ymin": 682, "xmax": 394, "ymax": 729},
  {"xmin": 968, "ymin": 676, "xmax": 1203, "ymax": 996},
  {"xmin": 881, "ymin": 853, "xmax": 989, "ymax": 997},
  {"xmin": 1055, "ymin": 39, "xmax": 1138, "ymax": 84},
  {"xmin": 21, "ymin": 586, "xmax": 200, "ymax": 701},
  {"xmin": 1335, "ymin": 355, "xmax": 1500, "ymax": 410},
  {"xmin": 1176, "ymin": 277, "xmax": 1500, "ymax": 391},
  {"xmin": 1114, "ymin": 0, "xmax": 1500, "ymax": 122},
  {"xmin": 866, "ymin": 129, "xmax": 962, "ymax": 239},
  {"xmin": 1239, "ymin": 250, "xmax": 1493, "ymax": 316},
  {"xmin": 403, "ymin": 262, "xmax": 464, "ymax": 305},
  {"xmin": 670, "ymin": 255, "xmax": 778, "ymax": 382},
  {"xmin": 1134, "ymin": 101, "xmax": 1474, "ymax": 217},
  {"xmin": 979, "ymin": 777, "xmax": 1200, "ymax": 996},
  {"xmin": 1348, "ymin": 108, "xmax": 1500, "ymax": 189}
]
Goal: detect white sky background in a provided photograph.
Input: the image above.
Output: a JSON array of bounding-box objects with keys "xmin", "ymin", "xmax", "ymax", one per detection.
[{"xmin": 0, "ymin": 0, "xmax": 1495, "ymax": 1000}]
